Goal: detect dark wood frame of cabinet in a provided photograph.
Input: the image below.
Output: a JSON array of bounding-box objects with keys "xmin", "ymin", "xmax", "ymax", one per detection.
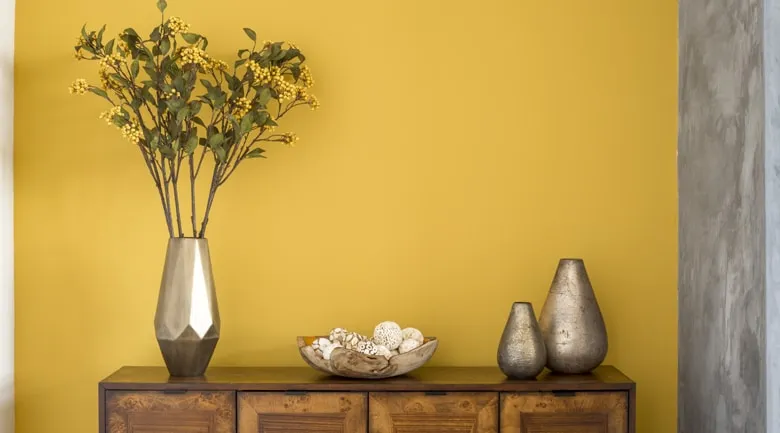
[{"xmin": 99, "ymin": 365, "xmax": 636, "ymax": 433}]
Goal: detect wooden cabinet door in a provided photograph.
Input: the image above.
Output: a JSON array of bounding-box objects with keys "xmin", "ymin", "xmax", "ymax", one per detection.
[
  {"xmin": 238, "ymin": 391, "xmax": 366, "ymax": 433},
  {"xmin": 106, "ymin": 390, "xmax": 235, "ymax": 433},
  {"xmin": 500, "ymin": 391, "xmax": 628, "ymax": 433},
  {"xmin": 369, "ymin": 392, "xmax": 498, "ymax": 433}
]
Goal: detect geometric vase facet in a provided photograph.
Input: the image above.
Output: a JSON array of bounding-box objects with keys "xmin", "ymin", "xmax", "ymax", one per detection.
[
  {"xmin": 154, "ymin": 238, "xmax": 220, "ymax": 377},
  {"xmin": 538, "ymin": 258, "xmax": 608, "ymax": 374}
]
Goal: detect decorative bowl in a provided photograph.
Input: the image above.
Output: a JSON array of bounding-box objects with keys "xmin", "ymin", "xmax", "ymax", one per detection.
[{"xmin": 297, "ymin": 336, "xmax": 438, "ymax": 379}]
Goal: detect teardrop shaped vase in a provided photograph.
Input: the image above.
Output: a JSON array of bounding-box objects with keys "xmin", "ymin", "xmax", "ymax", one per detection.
[
  {"xmin": 538, "ymin": 258, "xmax": 608, "ymax": 374},
  {"xmin": 497, "ymin": 302, "xmax": 547, "ymax": 379}
]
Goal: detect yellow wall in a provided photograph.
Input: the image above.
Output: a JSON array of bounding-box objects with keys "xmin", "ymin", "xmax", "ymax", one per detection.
[{"xmin": 14, "ymin": 1, "xmax": 677, "ymax": 432}]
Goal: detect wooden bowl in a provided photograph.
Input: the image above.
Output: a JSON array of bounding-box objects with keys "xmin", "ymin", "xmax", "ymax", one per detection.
[{"xmin": 297, "ymin": 336, "xmax": 438, "ymax": 379}]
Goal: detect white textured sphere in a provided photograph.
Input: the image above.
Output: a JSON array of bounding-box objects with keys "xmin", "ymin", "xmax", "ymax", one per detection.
[
  {"xmin": 312, "ymin": 337, "xmax": 331, "ymax": 351},
  {"xmin": 375, "ymin": 345, "xmax": 393, "ymax": 359},
  {"xmin": 373, "ymin": 321, "xmax": 403, "ymax": 350},
  {"xmin": 399, "ymin": 338, "xmax": 422, "ymax": 354},
  {"xmin": 322, "ymin": 342, "xmax": 342, "ymax": 360},
  {"xmin": 356, "ymin": 340, "xmax": 379, "ymax": 356},
  {"xmin": 402, "ymin": 327, "xmax": 424, "ymax": 344},
  {"xmin": 329, "ymin": 327, "xmax": 349, "ymax": 343}
]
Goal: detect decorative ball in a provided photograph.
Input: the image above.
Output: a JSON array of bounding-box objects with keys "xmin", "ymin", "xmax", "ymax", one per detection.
[
  {"xmin": 312, "ymin": 337, "xmax": 331, "ymax": 351},
  {"xmin": 329, "ymin": 327, "xmax": 349, "ymax": 343},
  {"xmin": 402, "ymin": 327, "xmax": 424, "ymax": 344},
  {"xmin": 399, "ymin": 338, "xmax": 422, "ymax": 354},
  {"xmin": 322, "ymin": 341, "xmax": 342, "ymax": 360},
  {"xmin": 356, "ymin": 340, "xmax": 379, "ymax": 356},
  {"xmin": 373, "ymin": 321, "xmax": 403, "ymax": 350},
  {"xmin": 375, "ymin": 345, "xmax": 393, "ymax": 359}
]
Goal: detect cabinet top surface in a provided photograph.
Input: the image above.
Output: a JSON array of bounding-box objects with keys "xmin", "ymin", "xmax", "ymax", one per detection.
[{"xmin": 100, "ymin": 365, "xmax": 634, "ymax": 392}]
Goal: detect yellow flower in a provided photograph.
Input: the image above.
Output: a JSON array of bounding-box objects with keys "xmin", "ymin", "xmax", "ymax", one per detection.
[
  {"xmin": 308, "ymin": 95, "xmax": 320, "ymax": 110},
  {"xmin": 99, "ymin": 106, "xmax": 123, "ymax": 125},
  {"xmin": 121, "ymin": 120, "xmax": 143, "ymax": 144},
  {"xmin": 166, "ymin": 17, "xmax": 190, "ymax": 35},
  {"xmin": 281, "ymin": 132, "xmax": 299, "ymax": 147},
  {"xmin": 231, "ymin": 97, "xmax": 252, "ymax": 118},
  {"xmin": 68, "ymin": 79, "xmax": 89, "ymax": 95},
  {"xmin": 299, "ymin": 65, "xmax": 314, "ymax": 88}
]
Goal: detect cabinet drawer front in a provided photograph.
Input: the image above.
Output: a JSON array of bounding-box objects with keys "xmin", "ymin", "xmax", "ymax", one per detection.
[
  {"xmin": 500, "ymin": 391, "xmax": 628, "ymax": 433},
  {"xmin": 106, "ymin": 390, "xmax": 236, "ymax": 433},
  {"xmin": 369, "ymin": 392, "xmax": 498, "ymax": 433},
  {"xmin": 238, "ymin": 391, "xmax": 366, "ymax": 433}
]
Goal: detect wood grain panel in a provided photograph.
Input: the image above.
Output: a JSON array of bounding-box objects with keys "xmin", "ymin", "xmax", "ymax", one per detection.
[
  {"xmin": 500, "ymin": 392, "xmax": 627, "ymax": 433},
  {"xmin": 369, "ymin": 392, "xmax": 498, "ymax": 433},
  {"xmin": 238, "ymin": 392, "xmax": 366, "ymax": 433},
  {"xmin": 105, "ymin": 391, "xmax": 235, "ymax": 433}
]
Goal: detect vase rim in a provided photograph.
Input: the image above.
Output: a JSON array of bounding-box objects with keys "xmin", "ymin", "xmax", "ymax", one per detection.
[
  {"xmin": 512, "ymin": 301, "xmax": 532, "ymax": 305},
  {"xmin": 559, "ymin": 257, "xmax": 584, "ymax": 262}
]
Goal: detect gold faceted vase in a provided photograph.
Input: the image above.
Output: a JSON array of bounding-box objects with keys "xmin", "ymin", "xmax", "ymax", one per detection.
[{"xmin": 154, "ymin": 238, "xmax": 220, "ymax": 377}]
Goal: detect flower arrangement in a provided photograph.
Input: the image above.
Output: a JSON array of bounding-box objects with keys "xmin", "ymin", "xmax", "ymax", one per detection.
[{"xmin": 70, "ymin": 0, "xmax": 318, "ymax": 238}]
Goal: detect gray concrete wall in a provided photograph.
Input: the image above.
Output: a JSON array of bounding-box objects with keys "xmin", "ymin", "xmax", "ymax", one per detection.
[
  {"xmin": 766, "ymin": 0, "xmax": 780, "ymax": 431},
  {"xmin": 678, "ymin": 0, "xmax": 766, "ymax": 432}
]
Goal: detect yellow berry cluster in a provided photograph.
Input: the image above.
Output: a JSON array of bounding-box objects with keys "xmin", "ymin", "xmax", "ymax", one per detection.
[
  {"xmin": 99, "ymin": 53, "xmax": 123, "ymax": 71},
  {"xmin": 212, "ymin": 59, "xmax": 229, "ymax": 72},
  {"xmin": 296, "ymin": 88, "xmax": 320, "ymax": 110},
  {"xmin": 121, "ymin": 120, "xmax": 143, "ymax": 144},
  {"xmin": 179, "ymin": 47, "xmax": 212, "ymax": 70},
  {"xmin": 247, "ymin": 61, "xmax": 276, "ymax": 86},
  {"xmin": 99, "ymin": 106, "xmax": 123, "ymax": 125},
  {"xmin": 299, "ymin": 65, "xmax": 314, "ymax": 88},
  {"xmin": 68, "ymin": 79, "xmax": 89, "ymax": 95},
  {"xmin": 231, "ymin": 97, "xmax": 252, "ymax": 118},
  {"xmin": 166, "ymin": 17, "xmax": 190, "ymax": 35},
  {"xmin": 162, "ymin": 89, "xmax": 182, "ymax": 100},
  {"xmin": 281, "ymin": 132, "xmax": 299, "ymax": 147}
]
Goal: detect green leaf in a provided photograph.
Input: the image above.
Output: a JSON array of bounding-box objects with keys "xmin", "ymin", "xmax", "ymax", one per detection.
[
  {"xmin": 256, "ymin": 87, "xmax": 271, "ymax": 105},
  {"xmin": 225, "ymin": 74, "xmax": 241, "ymax": 92},
  {"xmin": 199, "ymin": 79, "xmax": 213, "ymax": 89},
  {"xmin": 160, "ymin": 37, "xmax": 170, "ymax": 55},
  {"xmin": 150, "ymin": 133, "xmax": 160, "ymax": 150},
  {"xmin": 104, "ymin": 39, "xmax": 115, "ymax": 55},
  {"xmin": 150, "ymin": 26, "xmax": 161, "ymax": 42},
  {"xmin": 208, "ymin": 133, "xmax": 225, "ymax": 148},
  {"xmin": 165, "ymin": 98, "xmax": 185, "ymax": 113},
  {"xmin": 97, "ymin": 25, "xmax": 106, "ymax": 45},
  {"xmin": 131, "ymin": 59, "xmax": 139, "ymax": 79},
  {"xmin": 176, "ymin": 107, "xmax": 190, "ymax": 124},
  {"xmin": 173, "ymin": 76, "xmax": 185, "ymax": 92},
  {"xmin": 240, "ymin": 113, "xmax": 254, "ymax": 135},
  {"xmin": 200, "ymin": 37, "xmax": 209, "ymax": 50},
  {"xmin": 214, "ymin": 93, "xmax": 227, "ymax": 109},
  {"xmin": 184, "ymin": 135, "xmax": 198, "ymax": 153},
  {"xmin": 182, "ymin": 33, "xmax": 201, "ymax": 44},
  {"xmin": 130, "ymin": 98, "xmax": 142, "ymax": 111},
  {"xmin": 189, "ymin": 101, "xmax": 202, "ymax": 116},
  {"xmin": 215, "ymin": 147, "xmax": 227, "ymax": 162},
  {"xmin": 243, "ymin": 28, "xmax": 257, "ymax": 42},
  {"xmin": 192, "ymin": 116, "xmax": 206, "ymax": 128},
  {"xmin": 238, "ymin": 49, "xmax": 250, "ymax": 58},
  {"xmin": 87, "ymin": 87, "xmax": 111, "ymax": 102},
  {"xmin": 124, "ymin": 28, "xmax": 139, "ymax": 37},
  {"xmin": 234, "ymin": 59, "xmax": 247, "ymax": 69},
  {"xmin": 81, "ymin": 24, "xmax": 89, "ymax": 41},
  {"xmin": 245, "ymin": 148, "xmax": 265, "ymax": 158},
  {"xmin": 254, "ymin": 111, "xmax": 269, "ymax": 126},
  {"xmin": 156, "ymin": 0, "xmax": 167, "ymax": 13}
]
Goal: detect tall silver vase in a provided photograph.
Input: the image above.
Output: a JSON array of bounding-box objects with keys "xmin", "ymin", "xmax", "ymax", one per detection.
[
  {"xmin": 497, "ymin": 302, "xmax": 547, "ymax": 379},
  {"xmin": 154, "ymin": 238, "xmax": 221, "ymax": 377},
  {"xmin": 538, "ymin": 258, "xmax": 608, "ymax": 374}
]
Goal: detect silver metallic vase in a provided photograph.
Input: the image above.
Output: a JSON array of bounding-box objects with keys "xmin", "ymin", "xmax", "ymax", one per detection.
[
  {"xmin": 154, "ymin": 238, "xmax": 221, "ymax": 377},
  {"xmin": 497, "ymin": 302, "xmax": 547, "ymax": 379},
  {"xmin": 538, "ymin": 258, "xmax": 608, "ymax": 374}
]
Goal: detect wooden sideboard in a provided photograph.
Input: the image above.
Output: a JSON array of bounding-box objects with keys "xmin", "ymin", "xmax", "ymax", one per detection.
[{"xmin": 99, "ymin": 365, "xmax": 636, "ymax": 433}]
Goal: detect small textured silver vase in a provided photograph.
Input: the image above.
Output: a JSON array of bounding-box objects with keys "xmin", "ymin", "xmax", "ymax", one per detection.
[
  {"xmin": 538, "ymin": 258, "xmax": 608, "ymax": 374},
  {"xmin": 497, "ymin": 302, "xmax": 547, "ymax": 379},
  {"xmin": 154, "ymin": 238, "xmax": 221, "ymax": 377}
]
